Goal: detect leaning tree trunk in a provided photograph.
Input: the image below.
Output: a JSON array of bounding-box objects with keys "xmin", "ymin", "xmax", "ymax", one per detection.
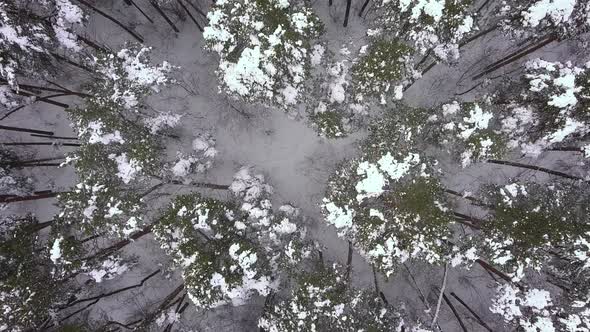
[
  {"xmin": 343, "ymin": 0, "xmax": 352, "ymax": 27},
  {"xmin": 472, "ymin": 34, "xmax": 557, "ymax": 80},
  {"xmin": 359, "ymin": 0, "xmax": 370, "ymax": 17},
  {"xmin": 0, "ymin": 192, "xmax": 62, "ymax": 203},
  {"xmin": 0, "ymin": 125, "xmax": 54, "ymax": 136},
  {"xmin": 75, "ymin": 0, "xmax": 144, "ymax": 43},
  {"xmin": 450, "ymin": 292, "xmax": 494, "ymax": 332},
  {"xmin": 149, "ymin": 0, "xmax": 180, "ymax": 33},
  {"xmin": 178, "ymin": 0, "xmax": 203, "ymax": 31},
  {"xmin": 127, "ymin": 0, "xmax": 154, "ymax": 23},
  {"xmin": 487, "ymin": 159, "xmax": 586, "ymax": 182}
]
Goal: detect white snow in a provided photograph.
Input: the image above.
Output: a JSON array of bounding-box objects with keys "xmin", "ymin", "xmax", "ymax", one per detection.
[
  {"xmin": 323, "ymin": 200, "xmax": 354, "ymax": 230},
  {"xmin": 109, "ymin": 153, "xmax": 142, "ymax": 184},
  {"xmin": 50, "ymin": 237, "xmax": 63, "ymax": 264},
  {"xmin": 522, "ymin": 0, "xmax": 576, "ymax": 27},
  {"xmin": 355, "ymin": 161, "xmax": 386, "ymax": 201},
  {"xmin": 85, "ymin": 121, "xmax": 124, "ymax": 145}
]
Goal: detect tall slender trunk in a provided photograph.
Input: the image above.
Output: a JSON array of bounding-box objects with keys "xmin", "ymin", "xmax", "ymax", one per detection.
[
  {"xmin": 0, "ymin": 192, "xmax": 62, "ymax": 203},
  {"xmin": 449, "ymin": 292, "xmax": 494, "ymax": 332},
  {"xmin": 74, "ymin": 0, "xmax": 144, "ymax": 43},
  {"xmin": 185, "ymin": 0, "xmax": 207, "ymax": 19},
  {"xmin": 440, "ymin": 291, "xmax": 468, "ymax": 332},
  {"xmin": 0, "ymin": 142, "xmax": 81, "ymax": 147},
  {"xmin": 359, "ymin": 0, "xmax": 370, "ymax": 17},
  {"xmin": 12, "ymin": 90, "xmax": 69, "ymax": 108},
  {"xmin": 51, "ymin": 53, "xmax": 93, "ymax": 73},
  {"xmin": 128, "ymin": 0, "xmax": 155, "ymax": 23},
  {"xmin": 487, "ymin": 159, "xmax": 585, "ymax": 182},
  {"xmin": 343, "ymin": 0, "xmax": 352, "ymax": 27},
  {"xmin": 75, "ymin": 34, "xmax": 108, "ymax": 53},
  {"xmin": 473, "ymin": 35, "xmax": 557, "ymax": 80},
  {"xmin": 0, "ymin": 125, "xmax": 54, "ymax": 136},
  {"xmin": 84, "ymin": 225, "xmax": 154, "ymax": 262},
  {"xmin": 149, "ymin": 0, "xmax": 180, "ymax": 33},
  {"xmin": 178, "ymin": 0, "xmax": 203, "ymax": 31},
  {"xmin": 345, "ymin": 240, "xmax": 353, "ymax": 282},
  {"xmin": 475, "ymin": 259, "xmax": 522, "ymax": 289},
  {"xmin": 30, "ymin": 134, "xmax": 78, "ymax": 140}
]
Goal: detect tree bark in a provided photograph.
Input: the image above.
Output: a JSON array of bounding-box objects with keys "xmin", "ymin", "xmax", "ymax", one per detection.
[
  {"xmin": 12, "ymin": 89, "xmax": 69, "ymax": 108},
  {"xmin": 30, "ymin": 134, "xmax": 78, "ymax": 140},
  {"xmin": 51, "ymin": 52, "xmax": 94, "ymax": 73},
  {"xmin": 359, "ymin": 0, "xmax": 370, "ymax": 17},
  {"xmin": 475, "ymin": 259, "xmax": 523, "ymax": 290},
  {"xmin": 60, "ymin": 270, "xmax": 160, "ymax": 311},
  {"xmin": 149, "ymin": 0, "xmax": 180, "ymax": 33},
  {"xmin": 440, "ymin": 290, "xmax": 467, "ymax": 332},
  {"xmin": 343, "ymin": 0, "xmax": 352, "ymax": 27},
  {"xmin": 473, "ymin": 35, "xmax": 557, "ymax": 80},
  {"xmin": 345, "ymin": 240, "xmax": 353, "ymax": 282},
  {"xmin": 128, "ymin": 0, "xmax": 155, "ymax": 23},
  {"xmin": 0, "ymin": 125, "xmax": 53, "ymax": 136},
  {"xmin": 487, "ymin": 159, "xmax": 586, "ymax": 182},
  {"xmin": 0, "ymin": 192, "xmax": 61, "ymax": 203},
  {"xmin": 185, "ymin": 0, "xmax": 207, "ymax": 19},
  {"xmin": 0, "ymin": 142, "xmax": 80, "ymax": 147},
  {"xmin": 178, "ymin": 0, "xmax": 203, "ymax": 32},
  {"xmin": 83, "ymin": 225, "xmax": 154, "ymax": 262},
  {"xmin": 74, "ymin": 0, "xmax": 144, "ymax": 43},
  {"xmin": 449, "ymin": 292, "xmax": 494, "ymax": 332}
]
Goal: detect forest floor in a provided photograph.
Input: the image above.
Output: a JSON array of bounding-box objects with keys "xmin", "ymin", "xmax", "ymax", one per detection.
[{"xmin": 3, "ymin": 0, "xmax": 586, "ymax": 330}]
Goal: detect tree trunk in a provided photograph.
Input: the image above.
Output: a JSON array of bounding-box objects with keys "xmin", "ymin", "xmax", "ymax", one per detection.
[
  {"xmin": 30, "ymin": 134, "xmax": 78, "ymax": 140},
  {"xmin": 128, "ymin": 0, "xmax": 155, "ymax": 23},
  {"xmin": 84, "ymin": 225, "xmax": 154, "ymax": 262},
  {"xmin": 59, "ymin": 270, "xmax": 160, "ymax": 312},
  {"xmin": 343, "ymin": 0, "xmax": 352, "ymax": 27},
  {"xmin": 358, "ymin": 0, "xmax": 370, "ymax": 17},
  {"xmin": 475, "ymin": 259, "xmax": 522, "ymax": 289},
  {"xmin": 441, "ymin": 291, "xmax": 468, "ymax": 332},
  {"xmin": 487, "ymin": 159, "xmax": 585, "ymax": 182},
  {"xmin": 473, "ymin": 35, "xmax": 557, "ymax": 80},
  {"xmin": 450, "ymin": 292, "xmax": 494, "ymax": 332},
  {"xmin": 51, "ymin": 53, "xmax": 93, "ymax": 73},
  {"xmin": 0, "ymin": 125, "xmax": 54, "ymax": 136},
  {"xmin": 178, "ymin": 0, "xmax": 203, "ymax": 31},
  {"xmin": 0, "ymin": 142, "xmax": 81, "ymax": 147},
  {"xmin": 0, "ymin": 192, "xmax": 61, "ymax": 203},
  {"xmin": 149, "ymin": 0, "xmax": 180, "ymax": 33},
  {"xmin": 185, "ymin": 0, "xmax": 207, "ymax": 19},
  {"xmin": 74, "ymin": 0, "xmax": 144, "ymax": 43},
  {"xmin": 75, "ymin": 34, "xmax": 108, "ymax": 53},
  {"xmin": 345, "ymin": 240, "xmax": 353, "ymax": 282},
  {"xmin": 12, "ymin": 89, "xmax": 69, "ymax": 108}
]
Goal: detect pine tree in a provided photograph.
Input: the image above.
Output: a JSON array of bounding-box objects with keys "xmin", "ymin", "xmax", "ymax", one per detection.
[
  {"xmin": 153, "ymin": 189, "xmax": 309, "ymax": 309},
  {"xmin": 322, "ymin": 111, "xmax": 460, "ymax": 277},
  {"xmin": 259, "ymin": 263, "xmax": 408, "ymax": 331},
  {"xmin": 0, "ymin": 215, "xmax": 66, "ymax": 330},
  {"xmin": 203, "ymin": 0, "xmax": 323, "ymax": 109}
]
